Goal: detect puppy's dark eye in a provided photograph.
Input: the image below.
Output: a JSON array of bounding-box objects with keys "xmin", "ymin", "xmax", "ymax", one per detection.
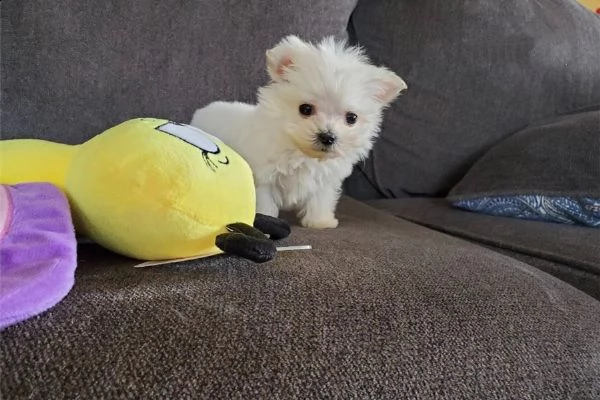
[
  {"xmin": 345, "ymin": 112, "xmax": 358, "ymax": 125},
  {"xmin": 299, "ymin": 104, "xmax": 314, "ymax": 116}
]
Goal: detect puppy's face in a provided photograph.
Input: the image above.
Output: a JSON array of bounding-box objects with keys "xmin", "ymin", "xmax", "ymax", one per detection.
[{"xmin": 258, "ymin": 35, "xmax": 407, "ymax": 161}]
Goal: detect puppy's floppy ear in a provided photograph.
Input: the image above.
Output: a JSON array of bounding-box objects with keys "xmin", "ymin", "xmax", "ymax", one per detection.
[
  {"xmin": 266, "ymin": 35, "xmax": 308, "ymax": 82},
  {"xmin": 367, "ymin": 67, "xmax": 408, "ymax": 105}
]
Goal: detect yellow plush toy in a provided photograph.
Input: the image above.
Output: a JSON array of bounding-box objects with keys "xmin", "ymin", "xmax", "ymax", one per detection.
[{"xmin": 0, "ymin": 118, "xmax": 290, "ymax": 262}]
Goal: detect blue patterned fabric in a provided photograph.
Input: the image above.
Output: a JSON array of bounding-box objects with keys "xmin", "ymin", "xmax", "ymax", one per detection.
[{"xmin": 453, "ymin": 196, "xmax": 600, "ymax": 228}]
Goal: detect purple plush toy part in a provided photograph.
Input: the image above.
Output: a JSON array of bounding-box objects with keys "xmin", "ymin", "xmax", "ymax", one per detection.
[{"xmin": 0, "ymin": 183, "xmax": 77, "ymax": 330}]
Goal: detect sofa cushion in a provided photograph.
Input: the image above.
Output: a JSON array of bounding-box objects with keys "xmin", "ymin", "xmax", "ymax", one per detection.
[
  {"xmin": 448, "ymin": 109, "xmax": 600, "ymax": 227},
  {"xmin": 1, "ymin": 0, "xmax": 357, "ymax": 144},
  {"xmin": 346, "ymin": 0, "xmax": 600, "ymax": 198},
  {"xmin": 1, "ymin": 197, "xmax": 599, "ymax": 399},
  {"xmin": 367, "ymin": 197, "xmax": 600, "ymax": 298}
]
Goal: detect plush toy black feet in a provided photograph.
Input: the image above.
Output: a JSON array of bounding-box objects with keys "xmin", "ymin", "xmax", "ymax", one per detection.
[{"xmin": 215, "ymin": 214, "xmax": 291, "ymax": 263}]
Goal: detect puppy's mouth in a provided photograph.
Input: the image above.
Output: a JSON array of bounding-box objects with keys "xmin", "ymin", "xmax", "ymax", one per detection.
[
  {"xmin": 289, "ymin": 131, "xmax": 342, "ymax": 160},
  {"xmin": 313, "ymin": 143, "xmax": 338, "ymax": 157},
  {"xmin": 294, "ymin": 141, "xmax": 339, "ymax": 160},
  {"xmin": 293, "ymin": 145, "xmax": 323, "ymax": 159}
]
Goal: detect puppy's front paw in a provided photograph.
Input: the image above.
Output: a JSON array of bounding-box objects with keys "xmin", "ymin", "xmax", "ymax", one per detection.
[{"xmin": 301, "ymin": 216, "xmax": 339, "ymax": 229}]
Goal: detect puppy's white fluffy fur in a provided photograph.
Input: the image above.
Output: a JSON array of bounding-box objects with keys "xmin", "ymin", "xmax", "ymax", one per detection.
[{"xmin": 191, "ymin": 35, "xmax": 406, "ymax": 228}]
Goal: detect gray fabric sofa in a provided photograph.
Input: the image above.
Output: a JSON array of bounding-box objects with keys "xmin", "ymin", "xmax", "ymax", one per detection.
[{"xmin": 2, "ymin": 1, "xmax": 599, "ymax": 399}]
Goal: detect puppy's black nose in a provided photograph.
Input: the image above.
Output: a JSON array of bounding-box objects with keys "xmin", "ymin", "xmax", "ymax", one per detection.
[{"xmin": 317, "ymin": 131, "xmax": 336, "ymax": 146}]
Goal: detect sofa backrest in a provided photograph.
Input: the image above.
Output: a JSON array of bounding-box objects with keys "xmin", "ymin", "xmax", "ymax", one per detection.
[
  {"xmin": 3, "ymin": 0, "xmax": 600, "ymax": 198},
  {"xmin": 344, "ymin": 0, "xmax": 600, "ymax": 198},
  {"xmin": 1, "ymin": 0, "xmax": 357, "ymax": 144}
]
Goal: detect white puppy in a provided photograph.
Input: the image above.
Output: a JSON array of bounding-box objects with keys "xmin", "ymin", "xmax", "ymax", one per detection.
[{"xmin": 190, "ymin": 35, "xmax": 406, "ymax": 228}]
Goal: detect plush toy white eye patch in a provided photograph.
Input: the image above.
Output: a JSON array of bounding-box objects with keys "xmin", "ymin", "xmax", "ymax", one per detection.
[{"xmin": 157, "ymin": 122, "xmax": 219, "ymax": 154}]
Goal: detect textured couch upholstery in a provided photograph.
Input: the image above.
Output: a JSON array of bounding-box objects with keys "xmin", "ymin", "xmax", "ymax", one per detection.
[
  {"xmin": 367, "ymin": 198, "xmax": 600, "ymax": 299},
  {"xmin": 1, "ymin": 0, "xmax": 357, "ymax": 144},
  {"xmin": 345, "ymin": 0, "xmax": 600, "ymax": 197},
  {"xmin": 1, "ymin": 198, "xmax": 600, "ymax": 399},
  {"xmin": 2, "ymin": 0, "xmax": 599, "ymax": 399}
]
